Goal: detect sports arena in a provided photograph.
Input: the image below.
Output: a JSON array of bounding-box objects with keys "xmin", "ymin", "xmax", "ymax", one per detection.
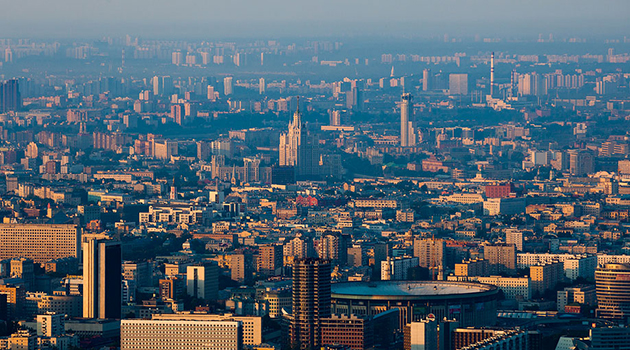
[{"xmin": 331, "ymin": 281, "xmax": 499, "ymax": 329}]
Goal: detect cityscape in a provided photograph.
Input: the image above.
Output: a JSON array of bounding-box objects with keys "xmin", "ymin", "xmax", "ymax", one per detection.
[{"xmin": 0, "ymin": 2, "xmax": 629, "ymax": 350}]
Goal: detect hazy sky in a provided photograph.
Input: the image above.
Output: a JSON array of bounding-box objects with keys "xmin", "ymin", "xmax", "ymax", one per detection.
[{"xmin": 1, "ymin": 0, "xmax": 629, "ymax": 38}]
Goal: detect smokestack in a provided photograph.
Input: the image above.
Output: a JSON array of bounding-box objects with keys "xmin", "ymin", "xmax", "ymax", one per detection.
[{"xmin": 490, "ymin": 52, "xmax": 495, "ymax": 97}]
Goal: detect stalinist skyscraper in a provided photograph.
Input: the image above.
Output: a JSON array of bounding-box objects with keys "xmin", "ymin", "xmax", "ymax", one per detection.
[
  {"xmin": 279, "ymin": 98, "xmax": 320, "ymax": 177},
  {"xmin": 400, "ymin": 93, "xmax": 416, "ymax": 147}
]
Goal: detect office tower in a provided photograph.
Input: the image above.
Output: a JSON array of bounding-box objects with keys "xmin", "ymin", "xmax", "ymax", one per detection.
[
  {"xmin": 413, "ymin": 238, "xmax": 445, "ymax": 280},
  {"xmin": 0, "ymin": 79, "xmax": 22, "ymax": 113},
  {"xmin": 82, "ymin": 238, "xmax": 122, "ymax": 319},
  {"xmin": 121, "ymin": 319, "xmax": 242, "ymax": 350},
  {"xmin": 568, "ymin": 150, "xmax": 594, "ymax": 176},
  {"xmin": 400, "ymin": 93, "xmax": 416, "ymax": 147},
  {"xmin": 170, "ymin": 104, "xmax": 183, "ymax": 125},
  {"xmin": 490, "ymin": 52, "xmax": 495, "ymax": 97},
  {"xmin": 259, "ymin": 77, "xmax": 265, "ymax": 94},
  {"xmin": 289, "ymin": 258, "xmax": 331, "ymax": 350},
  {"xmin": 317, "ymin": 234, "xmax": 348, "ymax": 265},
  {"xmin": 596, "ymin": 264, "xmax": 630, "ymax": 319},
  {"xmin": 152, "ymin": 75, "xmax": 162, "ymax": 96},
  {"xmin": 258, "ymin": 244, "xmax": 283, "ymax": 276},
  {"xmin": 484, "ymin": 243, "xmax": 516, "ymax": 275},
  {"xmin": 231, "ymin": 253, "xmax": 254, "ymax": 283},
  {"xmin": 0, "ymin": 224, "xmax": 81, "ymax": 263},
  {"xmin": 186, "ymin": 263, "xmax": 219, "ymax": 300},
  {"xmin": 172, "ymin": 51, "xmax": 182, "ymax": 66},
  {"xmin": 330, "ymin": 110, "xmax": 341, "ymax": 126},
  {"xmin": 449, "ymin": 74, "xmax": 468, "ymax": 95},
  {"xmin": 422, "ymin": 69, "xmax": 431, "ymax": 91},
  {"xmin": 278, "ymin": 100, "xmax": 321, "ymax": 177},
  {"xmin": 505, "ymin": 229, "xmax": 523, "ymax": 251},
  {"xmin": 224, "ymin": 76, "xmax": 233, "ymax": 96}
]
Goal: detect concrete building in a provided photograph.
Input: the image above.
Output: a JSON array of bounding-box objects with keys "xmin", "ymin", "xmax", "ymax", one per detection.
[
  {"xmin": 0, "ymin": 224, "xmax": 81, "ymax": 263},
  {"xmin": 121, "ymin": 319, "xmax": 242, "ymax": 350},
  {"xmin": 82, "ymin": 238, "xmax": 122, "ymax": 319},
  {"xmin": 186, "ymin": 263, "xmax": 219, "ymax": 300},
  {"xmin": 289, "ymin": 258, "xmax": 331, "ymax": 350},
  {"xmin": 381, "ymin": 256, "xmax": 419, "ymax": 281},
  {"xmin": 484, "ymin": 244, "xmax": 517, "ymax": 275},
  {"xmin": 596, "ymin": 264, "xmax": 630, "ymax": 319},
  {"xmin": 557, "ymin": 285, "xmax": 596, "ymax": 312}
]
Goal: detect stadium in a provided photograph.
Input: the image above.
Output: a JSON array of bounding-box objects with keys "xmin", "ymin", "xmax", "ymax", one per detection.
[{"xmin": 331, "ymin": 281, "xmax": 499, "ymax": 329}]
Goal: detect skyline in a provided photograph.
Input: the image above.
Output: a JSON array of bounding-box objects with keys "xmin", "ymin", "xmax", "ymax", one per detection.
[{"xmin": 1, "ymin": 0, "xmax": 629, "ymax": 38}]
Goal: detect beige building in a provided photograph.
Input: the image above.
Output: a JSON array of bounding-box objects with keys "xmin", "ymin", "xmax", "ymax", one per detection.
[
  {"xmin": 484, "ymin": 244, "xmax": 516, "ymax": 275},
  {"xmin": 530, "ymin": 262, "xmax": 563, "ymax": 295},
  {"xmin": 152, "ymin": 313, "xmax": 261, "ymax": 345},
  {"xmin": 121, "ymin": 319, "xmax": 242, "ymax": 350},
  {"xmin": 0, "ymin": 224, "xmax": 81, "ymax": 263}
]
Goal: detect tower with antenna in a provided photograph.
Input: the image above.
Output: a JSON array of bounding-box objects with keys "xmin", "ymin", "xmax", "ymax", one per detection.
[{"xmin": 490, "ymin": 52, "xmax": 495, "ymax": 98}]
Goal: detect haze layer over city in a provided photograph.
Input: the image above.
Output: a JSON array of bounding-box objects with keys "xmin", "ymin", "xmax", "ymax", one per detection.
[{"xmin": 0, "ymin": 1, "xmax": 629, "ymax": 350}]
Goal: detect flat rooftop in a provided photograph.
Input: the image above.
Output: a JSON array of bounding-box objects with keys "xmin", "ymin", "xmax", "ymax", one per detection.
[{"xmin": 332, "ymin": 281, "xmax": 495, "ymax": 298}]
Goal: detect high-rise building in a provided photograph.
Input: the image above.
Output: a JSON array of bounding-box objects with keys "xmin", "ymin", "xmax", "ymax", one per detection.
[
  {"xmin": 413, "ymin": 238, "xmax": 445, "ymax": 279},
  {"xmin": 505, "ymin": 229, "xmax": 523, "ymax": 251},
  {"xmin": 422, "ymin": 69, "xmax": 431, "ymax": 91},
  {"xmin": 449, "ymin": 74, "xmax": 468, "ymax": 95},
  {"xmin": 0, "ymin": 224, "xmax": 81, "ymax": 263},
  {"xmin": 258, "ymin": 244, "xmax": 283, "ymax": 276},
  {"xmin": 289, "ymin": 258, "xmax": 331, "ymax": 350},
  {"xmin": 82, "ymin": 238, "xmax": 122, "ymax": 319},
  {"xmin": 278, "ymin": 100, "xmax": 320, "ymax": 177},
  {"xmin": 259, "ymin": 78, "xmax": 265, "ymax": 94},
  {"xmin": 224, "ymin": 77, "xmax": 233, "ymax": 96},
  {"xmin": 403, "ymin": 319, "xmax": 438, "ymax": 350},
  {"xmin": 186, "ymin": 263, "xmax": 219, "ymax": 300},
  {"xmin": 381, "ymin": 256, "xmax": 419, "ymax": 281},
  {"xmin": 400, "ymin": 93, "xmax": 416, "ymax": 147},
  {"xmin": 317, "ymin": 234, "xmax": 348, "ymax": 265},
  {"xmin": 484, "ymin": 243, "xmax": 517, "ymax": 275},
  {"xmin": 569, "ymin": 150, "xmax": 594, "ymax": 176},
  {"xmin": 0, "ymin": 79, "xmax": 22, "ymax": 113},
  {"xmin": 231, "ymin": 253, "xmax": 254, "ymax": 283},
  {"xmin": 596, "ymin": 264, "xmax": 630, "ymax": 319}
]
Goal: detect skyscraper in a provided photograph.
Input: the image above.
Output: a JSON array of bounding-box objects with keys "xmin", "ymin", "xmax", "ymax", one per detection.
[
  {"xmin": 400, "ymin": 93, "xmax": 416, "ymax": 147},
  {"xmin": 596, "ymin": 264, "xmax": 630, "ymax": 319},
  {"xmin": 289, "ymin": 258, "xmax": 331, "ymax": 350},
  {"xmin": 449, "ymin": 74, "xmax": 469, "ymax": 95},
  {"xmin": 259, "ymin": 77, "xmax": 265, "ymax": 94},
  {"xmin": 0, "ymin": 79, "xmax": 22, "ymax": 113},
  {"xmin": 82, "ymin": 238, "xmax": 122, "ymax": 319},
  {"xmin": 279, "ymin": 99, "xmax": 320, "ymax": 177},
  {"xmin": 422, "ymin": 69, "xmax": 431, "ymax": 91},
  {"xmin": 224, "ymin": 77, "xmax": 233, "ymax": 96},
  {"xmin": 186, "ymin": 263, "xmax": 219, "ymax": 300}
]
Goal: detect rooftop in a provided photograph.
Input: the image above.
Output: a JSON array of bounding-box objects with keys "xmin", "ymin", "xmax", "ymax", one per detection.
[{"xmin": 332, "ymin": 281, "xmax": 495, "ymax": 298}]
